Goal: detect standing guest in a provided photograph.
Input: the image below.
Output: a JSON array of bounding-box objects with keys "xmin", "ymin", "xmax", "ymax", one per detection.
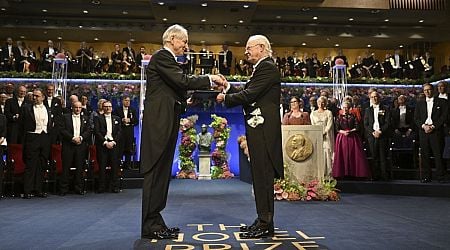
[
  {"xmin": 135, "ymin": 46, "xmax": 147, "ymax": 71},
  {"xmin": 114, "ymin": 96, "xmax": 138, "ymax": 169},
  {"xmin": 59, "ymin": 101, "xmax": 91, "ymax": 195},
  {"xmin": 282, "ymin": 96, "xmax": 311, "ymax": 125},
  {"xmin": 217, "ymin": 34, "xmax": 283, "ymax": 239},
  {"xmin": 333, "ymin": 101, "xmax": 370, "ymax": 179},
  {"xmin": 80, "ymin": 95, "xmax": 92, "ymax": 116},
  {"xmin": 308, "ymin": 96, "xmax": 318, "ymax": 112},
  {"xmin": 89, "ymin": 99, "xmax": 107, "ymax": 145},
  {"xmin": 310, "ymin": 96, "xmax": 335, "ymax": 176},
  {"xmin": 139, "ymin": 24, "xmax": 223, "ymax": 240},
  {"xmin": 1, "ymin": 37, "xmax": 20, "ymax": 71},
  {"xmin": 391, "ymin": 95, "xmax": 415, "ymax": 148},
  {"xmin": 123, "ymin": 40, "xmax": 136, "ymax": 65},
  {"xmin": 44, "ymin": 84, "xmax": 63, "ymax": 144},
  {"xmin": 219, "ymin": 44, "xmax": 233, "ymax": 75},
  {"xmin": 364, "ymin": 90, "xmax": 391, "ymax": 181},
  {"xmin": 0, "ymin": 113, "xmax": 6, "ymax": 198},
  {"xmin": 20, "ymin": 89, "xmax": 53, "ymax": 199},
  {"xmin": 391, "ymin": 49, "xmax": 405, "ymax": 78},
  {"xmin": 414, "ymin": 83, "xmax": 448, "ymax": 183},
  {"xmin": 94, "ymin": 101, "xmax": 121, "ymax": 193},
  {"xmin": 0, "ymin": 92, "xmax": 8, "ymax": 114},
  {"xmin": 111, "ymin": 44, "xmax": 123, "ymax": 73},
  {"xmin": 4, "ymin": 85, "xmax": 26, "ymax": 144}
]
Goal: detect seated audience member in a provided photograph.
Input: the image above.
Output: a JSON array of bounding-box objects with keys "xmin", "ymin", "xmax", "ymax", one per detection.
[
  {"xmin": 333, "ymin": 101, "xmax": 370, "ymax": 179},
  {"xmin": 282, "ymin": 96, "xmax": 311, "ymax": 125}
]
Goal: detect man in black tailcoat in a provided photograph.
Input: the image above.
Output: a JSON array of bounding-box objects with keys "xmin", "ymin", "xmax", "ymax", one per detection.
[
  {"xmin": 114, "ymin": 96, "xmax": 138, "ymax": 169},
  {"xmin": 414, "ymin": 83, "xmax": 448, "ymax": 183},
  {"xmin": 0, "ymin": 113, "xmax": 6, "ymax": 198},
  {"xmin": 94, "ymin": 100, "xmax": 121, "ymax": 193},
  {"xmin": 59, "ymin": 101, "xmax": 91, "ymax": 195},
  {"xmin": 44, "ymin": 84, "xmax": 63, "ymax": 144},
  {"xmin": 217, "ymin": 34, "xmax": 284, "ymax": 239},
  {"xmin": 364, "ymin": 90, "xmax": 391, "ymax": 181},
  {"xmin": 20, "ymin": 89, "xmax": 53, "ymax": 199},
  {"xmin": 139, "ymin": 24, "xmax": 223, "ymax": 240},
  {"xmin": 218, "ymin": 44, "xmax": 233, "ymax": 75},
  {"xmin": 5, "ymin": 85, "xmax": 27, "ymax": 144}
]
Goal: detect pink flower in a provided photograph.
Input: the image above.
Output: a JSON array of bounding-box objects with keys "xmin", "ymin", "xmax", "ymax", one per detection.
[
  {"xmin": 306, "ymin": 195, "xmax": 312, "ymax": 201},
  {"xmin": 282, "ymin": 192, "xmax": 289, "ymax": 199},
  {"xmin": 275, "ymin": 194, "xmax": 283, "ymax": 200}
]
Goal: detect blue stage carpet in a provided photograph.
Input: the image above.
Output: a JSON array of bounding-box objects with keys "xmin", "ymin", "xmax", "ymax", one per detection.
[{"xmin": 0, "ymin": 179, "xmax": 449, "ymax": 249}]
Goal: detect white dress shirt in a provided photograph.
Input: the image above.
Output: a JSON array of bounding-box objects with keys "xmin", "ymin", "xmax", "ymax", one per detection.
[
  {"xmin": 425, "ymin": 97, "xmax": 434, "ymax": 125},
  {"xmin": 372, "ymin": 105, "xmax": 380, "ymax": 131},
  {"xmin": 17, "ymin": 97, "xmax": 24, "ymax": 107},
  {"xmin": 47, "ymin": 97, "xmax": 52, "ymax": 108},
  {"xmin": 33, "ymin": 104, "xmax": 48, "ymax": 133},
  {"xmin": 104, "ymin": 114, "xmax": 114, "ymax": 141},
  {"xmin": 438, "ymin": 93, "xmax": 448, "ymax": 100},
  {"xmin": 72, "ymin": 114, "xmax": 81, "ymax": 138},
  {"xmin": 398, "ymin": 105, "xmax": 407, "ymax": 128}
]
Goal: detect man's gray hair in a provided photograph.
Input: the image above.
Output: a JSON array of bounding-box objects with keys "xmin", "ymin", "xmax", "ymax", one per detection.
[
  {"xmin": 248, "ymin": 35, "xmax": 272, "ymax": 57},
  {"xmin": 162, "ymin": 24, "xmax": 188, "ymax": 45}
]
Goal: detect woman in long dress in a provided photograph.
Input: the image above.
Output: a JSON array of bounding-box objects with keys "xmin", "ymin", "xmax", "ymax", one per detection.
[
  {"xmin": 310, "ymin": 96, "xmax": 334, "ymax": 176},
  {"xmin": 333, "ymin": 101, "xmax": 370, "ymax": 178},
  {"xmin": 282, "ymin": 96, "xmax": 311, "ymax": 125}
]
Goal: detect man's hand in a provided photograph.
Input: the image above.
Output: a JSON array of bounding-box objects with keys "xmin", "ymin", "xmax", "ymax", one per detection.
[
  {"xmin": 216, "ymin": 93, "xmax": 225, "ymax": 103},
  {"xmin": 210, "ymin": 74, "xmax": 228, "ymax": 89}
]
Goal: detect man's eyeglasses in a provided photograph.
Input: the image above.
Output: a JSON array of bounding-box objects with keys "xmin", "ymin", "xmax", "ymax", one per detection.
[{"xmin": 245, "ymin": 44, "xmax": 262, "ymax": 51}]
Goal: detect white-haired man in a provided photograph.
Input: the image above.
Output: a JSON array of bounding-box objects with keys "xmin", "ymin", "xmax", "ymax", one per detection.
[
  {"xmin": 140, "ymin": 24, "xmax": 224, "ymax": 240},
  {"xmin": 217, "ymin": 35, "xmax": 284, "ymax": 238}
]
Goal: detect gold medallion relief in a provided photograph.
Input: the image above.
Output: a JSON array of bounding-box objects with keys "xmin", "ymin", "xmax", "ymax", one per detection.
[{"xmin": 285, "ymin": 134, "xmax": 313, "ymax": 162}]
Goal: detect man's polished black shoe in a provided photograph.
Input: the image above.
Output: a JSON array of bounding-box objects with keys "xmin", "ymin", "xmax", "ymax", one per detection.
[
  {"xmin": 164, "ymin": 227, "xmax": 180, "ymax": 234},
  {"xmin": 240, "ymin": 226, "xmax": 274, "ymax": 239},
  {"xmin": 240, "ymin": 219, "xmax": 259, "ymax": 232},
  {"xmin": 143, "ymin": 228, "xmax": 178, "ymax": 240}
]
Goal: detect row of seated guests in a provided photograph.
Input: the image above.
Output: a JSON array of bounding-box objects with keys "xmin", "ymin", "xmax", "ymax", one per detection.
[
  {"xmin": 349, "ymin": 50, "xmax": 435, "ymax": 80},
  {"xmin": 0, "ymin": 85, "xmax": 138, "ymax": 198},
  {"xmin": 0, "ymin": 38, "xmax": 149, "ymax": 75},
  {"xmin": 281, "ymin": 81, "xmax": 450, "ymax": 183}
]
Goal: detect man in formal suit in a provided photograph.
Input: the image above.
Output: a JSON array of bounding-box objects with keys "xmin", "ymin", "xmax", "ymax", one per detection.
[
  {"xmin": 0, "ymin": 113, "xmax": 6, "ymax": 198},
  {"xmin": 20, "ymin": 89, "xmax": 52, "ymax": 199},
  {"xmin": 217, "ymin": 34, "xmax": 284, "ymax": 239},
  {"xmin": 59, "ymin": 101, "xmax": 91, "ymax": 195},
  {"xmin": 1, "ymin": 37, "xmax": 21, "ymax": 71},
  {"xmin": 391, "ymin": 95, "xmax": 415, "ymax": 146},
  {"xmin": 219, "ymin": 44, "xmax": 233, "ymax": 75},
  {"xmin": 94, "ymin": 100, "xmax": 121, "ymax": 193},
  {"xmin": 80, "ymin": 95, "xmax": 93, "ymax": 116},
  {"xmin": 41, "ymin": 40, "xmax": 58, "ymax": 72},
  {"xmin": 0, "ymin": 92, "xmax": 8, "ymax": 115},
  {"xmin": 123, "ymin": 40, "xmax": 136, "ymax": 64},
  {"xmin": 414, "ymin": 83, "xmax": 448, "ymax": 183},
  {"xmin": 114, "ymin": 96, "xmax": 138, "ymax": 169},
  {"xmin": 364, "ymin": 90, "xmax": 391, "ymax": 181},
  {"xmin": 44, "ymin": 84, "xmax": 63, "ymax": 144},
  {"xmin": 391, "ymin": 49, "xmax": 405, "ymax": 78},
  {"xmin": 5, "ymin": 85, "xmax": 27, "ymax": 144},
  {"xmin": 139, "ymin": 24, "xmax": 223, "ymax": 240}
]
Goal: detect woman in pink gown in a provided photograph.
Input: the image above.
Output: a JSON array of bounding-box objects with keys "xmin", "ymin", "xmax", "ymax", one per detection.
[{"xmin": 333, "ymin": 101, "xmax": 371, "ymax": 178}]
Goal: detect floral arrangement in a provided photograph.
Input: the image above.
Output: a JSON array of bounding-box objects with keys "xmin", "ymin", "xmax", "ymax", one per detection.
[
  {"xmin": 176, "ymin": 115, "xmax": 199, "ymax": 179},
  {"xmin": 210, "ymin": 114, "xmax": 234, "ymax": 179},
  {"xmin": 274, "ymin": 178, "xmax": 340, "ymax": 201}
]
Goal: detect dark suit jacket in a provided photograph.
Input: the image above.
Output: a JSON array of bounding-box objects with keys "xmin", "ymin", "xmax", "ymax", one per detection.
[
  {"xmin": 391, "ymin": 106, "xmax": 415, "ymax": 130},
  {"xmin": 114, "ymin": 106, "xmax": 138, "ymax": 149},
  {"xmin": 140, "ymin": 48, "xmax": 210, "ymax": 174},
  {"xmin": 414, "ymin": 97, "xmax": 448, "ymax": 132},
  {"xmin": 41, "ymin": 47, "xmax": 58, "ymax": 62},
  {"xmin": 363, "ymin": 105, "xmax": 391, "ymax": 138},
  {"xmin": 94, "ymin": 114, "xmax": 122, "ymax": 146},
  {"xmin": 1, "ymin": 45, "xmax": 21, "ymax": 63},
  {"xmin": 123, "ymin": 47, "xmax": 136, "ymax": 61},
  {"xmin": 0, "ymin": 114, "xmax": 6, "ymax": 139},
  {"xmin": 19, "ymin": 103, "xmax": 53, "ymax": 134},
  {"xmin": 4, "ymin": 97, "xmax": 22, "ymax": 123},
  {"xmin": 60, "ymin": 113, "xmax": 91, "ymax": 146},
  {"xmin": 219, "ymin": 50, "xmax": 233, "ymax": 68},
  {"xmin": 224, "ymin": 56, "xmax": 284, "ymax": 179}
]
